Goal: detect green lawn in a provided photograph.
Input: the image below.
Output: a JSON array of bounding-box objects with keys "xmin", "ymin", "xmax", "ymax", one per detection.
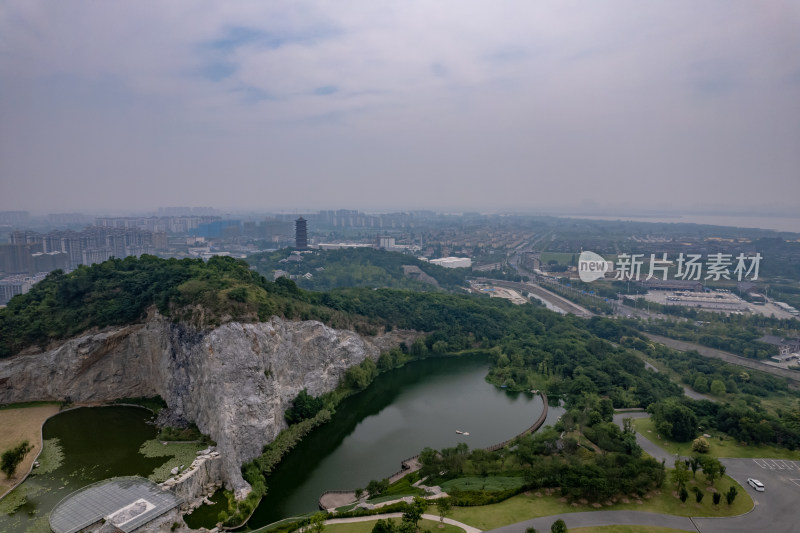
[
  {"xmin": 539, "ymin": 252, "xmax": 577, "ymax": 265},
  {"xmin": 633, "ymin": 417, "xmax": 800, "ymax": 460},
  {"xmin": 324, "ymin": 518, "xmax": 463, "ymax": 533},
  {"xmin": 448, "ymin": 475, "xmax": 752, "ymax": 531},
  {"xmin": 440, "ymin": 476, "xmax": 525, "ymax": 493},
  {"xmin": 379, "ymin": 473, "xmax": 425, "ymax": 498}
]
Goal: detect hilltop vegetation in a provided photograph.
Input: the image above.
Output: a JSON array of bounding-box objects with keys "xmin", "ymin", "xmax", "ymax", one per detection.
[
  {"xmin": 248, "ymin": 247, "xmax": 468, "ymax": 291},
  {"xmin": 0, "ymin": 255, "xmax": 365, "ymax": 358}
]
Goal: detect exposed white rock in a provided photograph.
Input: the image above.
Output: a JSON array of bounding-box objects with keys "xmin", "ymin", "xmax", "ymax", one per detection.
[{"xmin": 0, "ymin": 314, "xmax": 418, "ymax": 497}]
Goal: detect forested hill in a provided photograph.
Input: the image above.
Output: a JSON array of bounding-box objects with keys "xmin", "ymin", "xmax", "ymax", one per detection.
[
  {"xmin": 0, "ymin": 253, "xmax": 472, "ymax": 358},
  {"xmin": 247, "ymin": 247, "xmax": 468, "ymax": 291},
  {"xmin": 1, "ymin": 255, "xmax": 683, "ymax": 412},
  {"xmin": 0, "ymin": 255, "xmax": 330, "ymax": 357}
]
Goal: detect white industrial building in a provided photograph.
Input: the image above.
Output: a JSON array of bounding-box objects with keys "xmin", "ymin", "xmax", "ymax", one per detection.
[{"xmin": 430, "ymin": 257, "xmax": 472, "ymax": 269}]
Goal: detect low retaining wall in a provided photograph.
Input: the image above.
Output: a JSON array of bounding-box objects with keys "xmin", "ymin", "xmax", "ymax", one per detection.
[{"xmin": 161, "ymin": 450, "xmax": 223, "ymax": 504}]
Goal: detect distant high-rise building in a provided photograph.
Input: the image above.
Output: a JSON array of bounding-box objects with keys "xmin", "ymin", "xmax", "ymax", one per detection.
[{"xmin": 295, "ymin": 217, "xmax": 308, "ymax": 249}]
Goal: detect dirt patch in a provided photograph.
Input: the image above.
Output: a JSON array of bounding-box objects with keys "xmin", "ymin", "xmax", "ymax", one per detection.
[{"xmin": 0, "ymin": 404, "xmax": 61, "ymax": 497}]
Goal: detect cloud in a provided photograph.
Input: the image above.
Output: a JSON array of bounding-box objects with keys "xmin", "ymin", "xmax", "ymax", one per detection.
[{"xmin": 0, "ymin": 1, "xmax": 798, "ymax": 213}]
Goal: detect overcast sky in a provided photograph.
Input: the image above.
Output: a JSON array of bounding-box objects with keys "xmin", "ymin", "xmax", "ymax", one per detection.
[{"xmin": 1, "ymin": 1, "xmax": 799, "ymax": 215}]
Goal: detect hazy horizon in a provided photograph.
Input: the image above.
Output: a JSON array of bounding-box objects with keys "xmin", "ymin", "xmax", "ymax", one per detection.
[{"xmin": 2, "ymin": 2, "xmax": 799, "ymax": 214}]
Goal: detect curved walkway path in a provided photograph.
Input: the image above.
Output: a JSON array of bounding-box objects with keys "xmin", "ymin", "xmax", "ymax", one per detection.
[{"xmin": 322, "ymin": 512, "xmax": 481, "ymax": 533}]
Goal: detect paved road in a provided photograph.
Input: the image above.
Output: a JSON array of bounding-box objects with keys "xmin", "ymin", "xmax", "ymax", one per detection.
[
  {"xmin": 694, "ymin": 457, "xmax": 800, "ymax": 533},
  {"xmin": 486, "ymin": 457, "xmax": 800, "ymax": 533},
  {"xmin": 321, "ymin": 512, "xmax": 481, "ymax": 533},
  {"xmin": 487, "ymin": 412, "xmax": 800, "ymax": 533},
  {"xmin": 612, "ymin": 411, "xmax": 680, "ymax": 465},
  {"xmin": 487, "ymin": 510, "xmax": 699, "ymax": 533},
  {"xmin": 644, "ymin": 333, "xmax": 800, "ymax": 389}
]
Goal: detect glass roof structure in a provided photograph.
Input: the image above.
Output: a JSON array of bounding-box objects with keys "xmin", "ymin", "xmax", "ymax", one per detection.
[{"xmin": 49, "ymin": 476, "xmax": 182, "ymax": 533}]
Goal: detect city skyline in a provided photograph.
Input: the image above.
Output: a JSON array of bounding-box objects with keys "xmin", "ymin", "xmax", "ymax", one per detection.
[{"xmin": 1, "ymin": 1, "xmax": 799, "ymax": 213}]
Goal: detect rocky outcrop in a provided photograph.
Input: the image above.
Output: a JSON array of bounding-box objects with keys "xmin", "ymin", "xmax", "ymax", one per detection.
[
  {"xmin": 161, "ymin": 450, "xmax": 223, "ymax": 504},
  {"xmin": 0, "ymin": 315, "xmax": 418, "ymax": 496}
]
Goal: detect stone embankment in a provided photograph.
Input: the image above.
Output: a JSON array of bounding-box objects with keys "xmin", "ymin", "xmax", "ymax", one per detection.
[{"xmin": 161, "ymin": 448, "xmax": 223, "ymax": 506}]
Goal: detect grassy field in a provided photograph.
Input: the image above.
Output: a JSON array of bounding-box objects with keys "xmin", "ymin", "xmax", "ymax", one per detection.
[
  {"xmin": 138, "ymin": 439, "xmax": 206, "ymax": 482},
  {"xmin": 324, "ymin": 518, "xmax": 463, "ymax": 533},
  {"xmin": 633, "ymin": 417, "xmax": 800, "ymax": 460},
  {"xmin": 448, "ymin": 476, "xmax": 752, "ymax": 531},
  {"xmin": 440, "ymin": 476, "xmax": 525, "ymax": 492},
  {"xmin": 569, "ymin": 526, "xmax": 689, "ymax": 533},
  {"xmin": 0, "ymin": 404, "xmax": 61, "ymax": 497}
]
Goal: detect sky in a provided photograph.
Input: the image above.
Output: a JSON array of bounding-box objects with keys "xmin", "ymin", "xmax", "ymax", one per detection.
[{"xmin": 1, "ymin": 1, "xmax": 799, "ymax": 215}]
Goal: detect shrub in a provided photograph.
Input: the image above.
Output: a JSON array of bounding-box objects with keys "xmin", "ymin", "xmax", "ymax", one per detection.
[
  {"xmin": 285, "ymin": 389, "xmax": 324, "ymax": 425},
  {"xmin": 726, "ymin": 486, "xmax": 738, "ymax": 505},
  {"xmin": 692, "ymin": 436, "xmax": 710, "ymax": 453},
  {"xmin": 1, "ymin": 441, "xmax": 33, "ymax": 478}
]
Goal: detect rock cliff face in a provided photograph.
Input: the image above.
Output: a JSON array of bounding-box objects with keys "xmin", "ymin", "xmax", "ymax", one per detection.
[{"xmin": 0, "ymin": 315, "xmax": 417, "ymax": 495}]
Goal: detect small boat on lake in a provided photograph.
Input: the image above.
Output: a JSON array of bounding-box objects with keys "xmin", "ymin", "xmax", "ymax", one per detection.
[{"xmin": 455, "ymin": 430, "xmax": 470, "ymax": 435}]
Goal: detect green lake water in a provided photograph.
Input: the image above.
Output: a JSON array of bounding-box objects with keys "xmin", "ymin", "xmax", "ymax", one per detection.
[
  {"xmin": 0, "ymin": 354, "xmax": 563, "ymax": 532},
  {"xmin": 245, "ymin": 354, "xmax": 563, "ymax": 527},
  {"xmin": 0, "ymin": 406, "xmax": 168, "ymax": 533}
]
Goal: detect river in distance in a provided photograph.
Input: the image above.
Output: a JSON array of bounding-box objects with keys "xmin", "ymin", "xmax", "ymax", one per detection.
[{"xmin": 245, "ymin": 353, "xmax": 563, "ymax": 527}]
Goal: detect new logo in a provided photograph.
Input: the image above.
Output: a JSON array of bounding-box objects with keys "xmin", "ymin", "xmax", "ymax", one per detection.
[{"xmin": 578, "ymin": 251, "xmax": 614, "ymax": 282}]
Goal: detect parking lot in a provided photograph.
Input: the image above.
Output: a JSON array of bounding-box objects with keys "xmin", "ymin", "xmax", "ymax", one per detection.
[{"xmin": 694, "ymin": 458, "xmax": 800, "ymax": 533}]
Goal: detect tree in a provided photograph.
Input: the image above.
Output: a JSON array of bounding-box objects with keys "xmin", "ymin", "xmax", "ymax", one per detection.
[
  {"xmin": 726, "ymin": 486, "xmax": 738, "ymax": 505},
  {"xmin": 355, "ymin": 488, "xmax": 364, "ymax": 500},
  {"xmin": 419, "ymin": 447, "xmax": 442, "ymax": 478},
  {"xmin": 284, "ymin": 389, "xmax": 324, "ymax": 424},
  {"xmin": 435, "ymin": 497, "xmax": 452, "ymax": 528},
  {"xmin": 671, "ymin": 459, "xmax": 690, "ymax": 488},
  {"xmin": 432, "ymin": 340, "xmax": 448, "ymax": 354},
  {"xmin": 470, "ymin": 449, "xmax": 493, "ymax": 477},
  {"xmin": 713, "ymin": 492, "xmax": 721, "ymax": 505},
  {"xmin": 693, "ymin": 375, "xmax": 708, "ymax": 393},
  {"xmin": 701, "ymin": 456, "xmax": 722, "ymax": 486},
  {"xmin": 397, "ymin": 522, "xmax": 416, "ymax": 533},
  {"xmin": 692, "ymin": 437, "xmax": 710, "ymax": 454},
  {"xmin": 693, "ymin": 486, "xmax": 704, "ymax": 503},
  {"xmin": 710, "ymin": 379, "xmax": 726, "ymax": 396},
  {"xmin": 651, "ymin": 399, "xmax": 697, "ymax": 442},
  {"xmin": 686, "ymin": 455, "xmax": 702, "ymax": 479},
  {"xmin": 1, "ymin": 440, "xmax": 32, "ymax": 479},
  {"xmin": 551, "ymin": 519, "xmax": 568, "ymax": 533},
  {"xmin": 372, "ymin": 519, "xmax": 396, "ymax": 533},
  {"xmin": 679, "ymin": 486, "xmax": 689, "ymax": 503},
  {"xmin": 402, "ymin": 496, "xmax": 427, "ymax": 530},
  {"xmin": 526, "ymin": 529, "xmax": 539, "ymax": 533},
  {"xmin": 366, "ymin": 478, "xmax": 389, "ymax": 498},
  {"xmin": 308, "ymin": 512, "xmax": 326, "ymax": 533},
  {"xmin": 622, "ymin": 417, "xmax": 634, "ymax": 435}
]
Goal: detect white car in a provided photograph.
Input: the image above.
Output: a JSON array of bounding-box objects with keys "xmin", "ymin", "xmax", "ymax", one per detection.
[{"xmin": 747, "ymin": 478, "xmax": 765, "ymax": 491}]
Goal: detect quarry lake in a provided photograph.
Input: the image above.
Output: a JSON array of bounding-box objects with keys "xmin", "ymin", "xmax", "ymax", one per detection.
[
  {"xmin": 0, "ymin": 406, "xmax": 168, "ymax": 532},
  {"xmin": 246, "ymin": 353, "xmax": 562, "ymax": 527},
  {"xmin": 0, "ymin": 353, "xmax": 562, "ymax": 531}
]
